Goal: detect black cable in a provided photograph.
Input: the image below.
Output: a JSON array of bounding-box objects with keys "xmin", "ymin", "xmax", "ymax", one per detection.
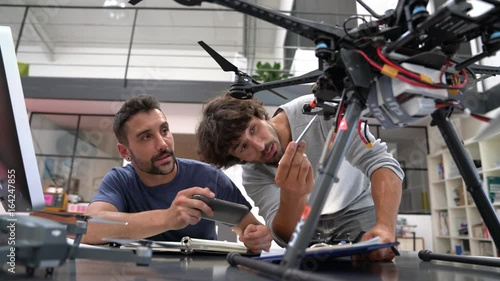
[{"xmin": 343, "ymin": 15, "xmax": 369, "ymax": 39}]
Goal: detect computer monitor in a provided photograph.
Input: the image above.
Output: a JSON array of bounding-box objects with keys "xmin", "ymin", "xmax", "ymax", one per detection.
[{"xmin": 0, "ymin": 26, "xmax": 44, "ymax": 212}]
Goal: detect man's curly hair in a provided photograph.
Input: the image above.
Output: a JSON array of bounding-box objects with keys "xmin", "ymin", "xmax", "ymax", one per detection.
[{"xmin": 196, "ymin": 93, "xmax": 269, "ymax": 169}]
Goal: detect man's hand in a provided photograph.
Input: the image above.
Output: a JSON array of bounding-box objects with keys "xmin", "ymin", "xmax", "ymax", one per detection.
[
  {"xmin": 275, "ymin": 141, "xmax": 315, "ymax": 198},
  {"xmin": 238, "ymin": 224, "xmax": 273, "ymax": 254},
  {"xmin": 272, "ymin": 141, "xmax": 315, "ymax": 243},
  {"xmin": 352, "ymin": 225, "xmax": 397, "ymax": 262},
  {"xmin": 165, "ymin": 187, "xmax": 215, "ymax": 230}
]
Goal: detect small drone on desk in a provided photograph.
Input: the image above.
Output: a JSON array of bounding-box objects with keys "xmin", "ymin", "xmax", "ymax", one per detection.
[{"xmin": 0, "ymin": 213, "xmax": 152, "ymax": 277}]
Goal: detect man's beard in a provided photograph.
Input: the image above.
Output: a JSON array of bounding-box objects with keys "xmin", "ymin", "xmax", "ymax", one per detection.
[
  {"xmin": 262, "ymin": 124, "xmax": 284, "ymax": 165},
  {"xmin": 130, "ymin": 148, "xmax": 177, "ymax": 175}
]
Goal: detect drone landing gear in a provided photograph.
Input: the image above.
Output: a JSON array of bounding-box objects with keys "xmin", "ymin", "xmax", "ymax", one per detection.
[
  {"xmin": 45, "ymin": 267, "xmax": 54, "ymax": 278},
  {"xmin": 25, "ymin": 266, "xmax": 55, "ymax": 277},
  {"xmin": 418, "ymin": 107, "xmax": 500, "ymax": 265},
  {"xmin": 26, "ymin": 266, "xmax": 35, "ymax": 277}
]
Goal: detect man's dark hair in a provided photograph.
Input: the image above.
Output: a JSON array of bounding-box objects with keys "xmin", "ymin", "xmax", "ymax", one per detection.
[
  {"xmin": 196, "ymin": 93, "xmax": 269, "ymax": 169},
  {"xmin": 113, "ymin": 94, "xmax": 162, "ymax": 144}
]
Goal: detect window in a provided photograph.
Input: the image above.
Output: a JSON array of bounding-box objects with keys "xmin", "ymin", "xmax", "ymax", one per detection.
[
  {"xmin": 370, "ymin": 124, "xmax": 430, "ymax": 214},
  {"xmin": 30, "ymin": 113, "xmax": 123, "ymax": 202}
]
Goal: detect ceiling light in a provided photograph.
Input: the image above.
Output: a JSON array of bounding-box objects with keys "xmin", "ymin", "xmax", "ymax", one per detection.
[{"xmin": 103, "ymin": 0, "xmax": 128, "ymax": 20}]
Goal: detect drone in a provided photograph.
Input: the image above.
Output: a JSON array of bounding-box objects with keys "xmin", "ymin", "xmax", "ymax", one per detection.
[
  {"xmin": 0, "ymin": 213, "xmax": 152, "ymax": 277},
  {"xmin": 129, "ymin": 0, "xmax": 500, "ymax": 277},
  {"xmin": 131, "ymin": 0, "xmax": 499, "ymax": 125}
]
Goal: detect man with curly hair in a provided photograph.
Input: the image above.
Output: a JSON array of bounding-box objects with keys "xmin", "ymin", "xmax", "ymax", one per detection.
[{"xmin": 196, "ymin": 93, "xmax": 404, "ymax": 261}]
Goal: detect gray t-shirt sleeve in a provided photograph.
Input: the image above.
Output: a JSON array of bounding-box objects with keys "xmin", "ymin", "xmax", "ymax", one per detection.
[{"xmin": 242, "ymin": 163, "xmax": 288, "ymax": 246}]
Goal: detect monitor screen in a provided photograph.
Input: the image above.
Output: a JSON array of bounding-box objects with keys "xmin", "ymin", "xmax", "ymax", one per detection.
[{"xmin": 0, "ymin": 26, "xmax": 44, "ymax": 212}]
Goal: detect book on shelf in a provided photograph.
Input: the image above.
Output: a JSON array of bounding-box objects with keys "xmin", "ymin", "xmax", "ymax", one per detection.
[
  {"xmin": 479, "ymin": 241, "xmax": 494, "ymax": 256},
  {"xmin": 487, "ymin": 176, "xmax": 500, "ymax": 203},
  {"xmin": 439, "ymin": 211, "xmax": 449, "ymax": 236},
  {"xmin": 454, "ymin": 217, "xmax": 468, "ymax": 236},
  {"xmin": 437, "ymin": 160, "xmax": 445, "ymax": 180},
  {"xmin": 472, "ymin": 222, "xmax": 489, "ymax": 239}
]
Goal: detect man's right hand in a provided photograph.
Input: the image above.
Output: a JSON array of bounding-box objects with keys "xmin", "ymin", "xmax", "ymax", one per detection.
[
  {"xmin": 272, "ymin": 141, "xmax": 315, "ymax": 242},
  {"xmin": 275, "ymin": 141, "xmax": 314, "ymax": 198},
  {"xmin": 165, "ymin": 187, "xmax": 215, "ymax": 230}
]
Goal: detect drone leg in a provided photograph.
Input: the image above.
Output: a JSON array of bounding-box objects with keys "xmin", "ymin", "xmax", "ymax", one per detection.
[
  {"xmin": 69, "ymin": 220, "xmax": 88, "ymax": 259},
  {"xmin": 26, "ymin": 266, "xmax": 35, "ymax": 277},
  {"xmin": 69, "ymin": 233, "xmax": 83, "ymax": 259},
  {"xmin": 45, "ymin": 267, "xmax": 54, "ymax": 278}
]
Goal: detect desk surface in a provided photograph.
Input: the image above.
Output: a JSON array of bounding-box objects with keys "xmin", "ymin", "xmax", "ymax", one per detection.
[{"xmin": 1, "ymin": 251, "xmax": 499, "ymax": 281}]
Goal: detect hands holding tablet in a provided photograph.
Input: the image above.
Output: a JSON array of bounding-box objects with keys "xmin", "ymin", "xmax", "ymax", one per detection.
[
  {"xmin": 166, "ymin": 187, "xmax": 216, "ymax": 230},
  {"xmin": 192, "ymin": 193, "xmax": 272, "ymax": 253},
  {"xmin": 192, "ymin": 194, "xmax": 250, "ymax": 225},
  {"xmin": 167, "ymin": 186, "xmax": 272, "ymax": 253}
]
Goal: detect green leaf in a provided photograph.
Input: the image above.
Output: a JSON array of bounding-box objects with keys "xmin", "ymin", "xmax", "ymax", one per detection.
[
  {"xmin": 18, "ymin": 62, "xmax": 29, "ymax": 76},
  {"xmin": 252, "ymin": 60, "xmax": 292, "ymax": 82}
]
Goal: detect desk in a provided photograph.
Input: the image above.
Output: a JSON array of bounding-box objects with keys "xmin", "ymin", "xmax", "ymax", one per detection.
[{"xmin": 1, "ymin": 251, "xmax": 499, "ymax": 281}]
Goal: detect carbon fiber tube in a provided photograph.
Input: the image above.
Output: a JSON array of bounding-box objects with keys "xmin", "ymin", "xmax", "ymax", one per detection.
[
  {"xmin": 227, "ymin": 253, "xmax": 332, "ymax": 281},
  {"xmin": 418, "ymin": 250, "xmax": 500, "ymax": 267}
]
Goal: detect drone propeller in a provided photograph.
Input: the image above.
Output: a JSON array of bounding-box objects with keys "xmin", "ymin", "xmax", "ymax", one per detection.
[
  {"xmin": 197, "ymin": 41, "xmax": 287, "ymax": 100},
  {"xmin": 34, "ymin": 211, "xmax": 128, "ymax": 225}
]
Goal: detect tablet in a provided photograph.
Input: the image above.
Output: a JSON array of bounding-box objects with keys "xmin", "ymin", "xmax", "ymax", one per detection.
[{"xmin": 193, "ymin": 195, "xmax": 250, "ymax": 226}]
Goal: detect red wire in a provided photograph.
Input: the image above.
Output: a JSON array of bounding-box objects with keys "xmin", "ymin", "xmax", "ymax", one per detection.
[
  {"xmin": 374, "ymin": 46, "xmax": 469, "ymax": 89},
  {"xmin": 376, "ymin": 46, "xmax": 421, "ymax": 80},
  {"xmin": 358, "ymin": 50, "xmax": 469, "ymax": 89},
  {"xmin": 335, "ymin": 99, "xmax": 345, "ymax": 133},
  {"xmin": 357, "ymin": 50, "xmax": 437, "ymax": 89}
]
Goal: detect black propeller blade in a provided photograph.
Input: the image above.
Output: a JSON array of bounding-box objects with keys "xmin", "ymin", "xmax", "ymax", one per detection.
[
  {"xmin": 198, "ymin": 41, "xmax": 239, "ymax": 73},
  {"xmin": 198, "ymin": 41, "xmax": 287, "ymax": 100}
]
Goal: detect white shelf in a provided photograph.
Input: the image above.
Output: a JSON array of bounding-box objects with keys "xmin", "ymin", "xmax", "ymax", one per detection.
[{"xmin": 428, "ymin": 114, "xmax": 500, "ymax": 257}]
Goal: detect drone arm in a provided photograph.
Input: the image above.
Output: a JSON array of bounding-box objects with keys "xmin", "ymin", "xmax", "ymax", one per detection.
[
  {"xmin": 239, "ymin": 69, "xmax": 322, "ymax": 95},
  {"xmin": 176, "ymin": 0, "xmax": 346, "ymax": 42},
  {"xmin": 465, "ymin": 64, "xmax": 500, "ymax": 76},
  {"xmin": 383, "ymin": 1, "xmax": 460, "ymax": 54}
]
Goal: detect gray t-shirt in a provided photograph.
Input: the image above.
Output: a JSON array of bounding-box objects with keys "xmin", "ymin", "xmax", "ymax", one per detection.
[{"xmin": 242, "ymin": 94, "xmax": 404, "ymax": 243}]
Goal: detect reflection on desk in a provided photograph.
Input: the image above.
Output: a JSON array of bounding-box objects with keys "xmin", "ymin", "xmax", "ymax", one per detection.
[{"xmin": 1, "ymin": 251, "xmax": 500, "ymax": 281}]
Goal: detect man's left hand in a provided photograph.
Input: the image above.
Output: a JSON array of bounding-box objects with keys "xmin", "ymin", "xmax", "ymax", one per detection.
[
  {"xmin": 239, "ymin": 224, "xmax": 273, "ymax": 254},
  {"xmin": 352, "ymin": 225, "xmax": 397, "ymax": 261}
]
